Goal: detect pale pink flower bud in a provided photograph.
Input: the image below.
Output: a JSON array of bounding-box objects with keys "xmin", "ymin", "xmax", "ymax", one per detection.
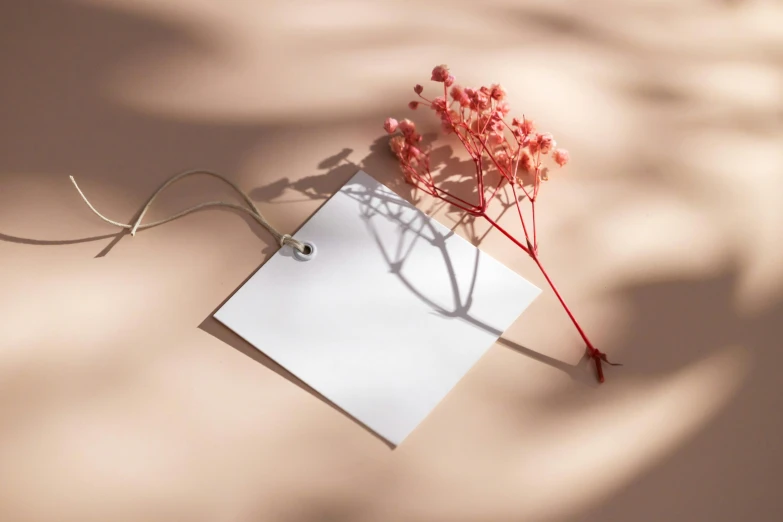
[
  {"xmin": 520, "ymin": 153, "xmax": 532, "ymax": 173},
  {"xmin": 520, "ymin": 118, "xmax": 535, "ymax": 136},
  {"xmin": 431, "ymin": 96, "xmax": 447, "ymax": 114},
  {"xmin": 408, "ymin": 101, "xmax": 419, "ymax": 110},
  {"xmin": 445, "ymin": 74, "xmax": 455, "ymax": 87},
  {"xmin": 398, "ymin": 118, "xmax": 416, "ymax": 136},
  {"xmin": 511, "ymin": 117, "xmax": 522, "ymax": 127},
  {"xmin": 450, "ymin": 85, "xmax": 465, "ymax": 101},
  {"xmin": 497, "ymin": 101, "xmax": 511, "ymax": 116},
  {"xmin": 384, "ymin": 118, "xmax": 398, "ymax": 134},
  {"xmin": 489, "ymin": 132, "xmax": 504, "ymax": 145},
  {"xmin": 553, "ymin": 148, "xmax": 570, "ymax": 167},
  {"xmin": 389, "ymin": 135, "xmax": 405, "ymax": 155},
  {"xmin": 431, "ymin": 64, "xmax": 450, "ymax": 82},
  {"xmin": 537, "ymin": 132, "xmax": 555, "ymax": 154},
  {"xmin": 490, "ymin": 83, "xmax": 507, "ymax": 101},
  {"xmin": 414, "ymin": 84, "xmax": 423, "ymax": 94}
]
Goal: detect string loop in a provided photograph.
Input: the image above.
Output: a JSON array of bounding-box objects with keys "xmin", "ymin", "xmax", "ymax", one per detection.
[{"xmin": 70, "ymin": 170, "xmax": 307, "ymax": 253}]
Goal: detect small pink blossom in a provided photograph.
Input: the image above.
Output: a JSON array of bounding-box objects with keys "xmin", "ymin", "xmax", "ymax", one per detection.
[
  {"xmin": 451, "ymin": 86, "xmax": 471, "ymax": 107},
  {"xmin": 490, "ymin": 83, "xmax": 507, "ymax": 101},
  {"xmin": 537, "ymin": 132, "xmax": 555, "ymax": 154},
  {"xmin": 431, "ymin": 64, "xmax": 450, "ymax": 82},
  {"xmin": 440, "ymin": 110, "xmax": 459, "ymax": 133},
  {"xmin": 383, "ymin": 117, "xmax": 398, "ymax": 134},
  {"xmin": 398, "ymin": 118, "xmax": 416, "ymax": 136},
  {"xmin": 520, "ymin": 152, "xmax": 533, "ymax": 173},
  {"xmin": 440, "ymin": 113, "xmax": 455, "ymax": 134},
  {"xmin": 553, "ymin": 149, "xmax": 570, "ymax": 167},
  {"xmin": 520, "ymin": 118, "xmax": 535, "ymax": 136},
  {"xmin": 389, "ymin": 135, "xmax": 405, "ymax": 155},
  {"xmin": 431, "ymin": 96, "xmax": 447, "ymax": 114},
  {"xmin": 382, "ymin": 65, "xmax": 609, "ymax": 383}
]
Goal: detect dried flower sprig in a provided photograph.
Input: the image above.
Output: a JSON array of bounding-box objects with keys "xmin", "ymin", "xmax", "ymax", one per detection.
[{"xmin": 385, "ymin": 64, "xmax": 619, "ymax": 383}]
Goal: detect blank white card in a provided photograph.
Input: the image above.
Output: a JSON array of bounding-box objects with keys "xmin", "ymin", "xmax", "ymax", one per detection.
[{"xmin": 214, "ymin": 170, "xmax": 540, "ymax": 445}]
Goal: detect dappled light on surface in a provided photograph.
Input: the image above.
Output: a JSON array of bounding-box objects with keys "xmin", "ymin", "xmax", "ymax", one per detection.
[{"xmin": 1, "ymin": 0, "xmax": 782, "ymax": 520}]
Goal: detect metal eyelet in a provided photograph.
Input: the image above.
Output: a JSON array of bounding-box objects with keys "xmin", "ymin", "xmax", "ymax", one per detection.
[{"xmin": 293, "ymin": 241, "xmax": 316, "ymax": 262}]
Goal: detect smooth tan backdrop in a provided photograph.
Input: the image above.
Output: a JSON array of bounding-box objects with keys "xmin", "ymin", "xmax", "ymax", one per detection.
[{"xmin": 2, "ymin": 1, "xmax": 782, "ymax": 521}]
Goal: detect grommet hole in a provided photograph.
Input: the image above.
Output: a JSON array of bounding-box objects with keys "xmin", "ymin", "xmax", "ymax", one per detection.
[{"xmin": 293, "ymin": 241, "xmax": 316, "ymax": 261}]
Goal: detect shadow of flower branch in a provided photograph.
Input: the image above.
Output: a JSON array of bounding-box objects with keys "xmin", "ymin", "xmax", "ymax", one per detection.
[{"xmin": 241, "ymin": 139, "xmax": 597, "ymax": 386}]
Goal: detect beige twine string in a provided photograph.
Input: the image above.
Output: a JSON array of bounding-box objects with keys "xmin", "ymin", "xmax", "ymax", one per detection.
[{"xmin": 69, "ymin": 169, "xmax": 307, "ymax": 252}]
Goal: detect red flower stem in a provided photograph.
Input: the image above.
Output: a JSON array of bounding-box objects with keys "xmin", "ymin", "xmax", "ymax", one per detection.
[
  {"xmin": 532, "ymin": 201, "xmax": 537, "ymax": 251},
  {"xmin": 482, "ymin": 214, "xmax": 531, "ymax": 256},
  {"xmin": 528, "ymin": 253, "xmax": 592, "ymax": 348},
  {"xmin": 411, "ymin": 166, "xmax": 612, "ymax": 383},
  {"xmin": 482, "ymin": 212, "xmax": 608, "ymax": 383},
  {"xmin": 529, "ymin": 252, "xmax": 606, "ymax": 382},
  {"xmin": 510, "ymin": 183, "xmax": 533, "ymax": 249},
  {"xmin": 483, "ymin": 176, "xmax": 507, "ymax": 207},
  {"xmin": 432, "ymin": 186, "xmax": 480, "ymax": 210}
]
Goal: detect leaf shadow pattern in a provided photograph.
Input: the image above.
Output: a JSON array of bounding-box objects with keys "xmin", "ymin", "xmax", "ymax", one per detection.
[
  {"xmin": 0, "ymin": 0, "xmax": 359, "ymax": 258},
  {"xmin": 557, "ymin": 263, "xmax": 783, "ymax": 522}
]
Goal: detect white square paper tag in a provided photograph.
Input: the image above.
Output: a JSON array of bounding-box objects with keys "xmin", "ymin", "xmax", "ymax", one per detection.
[{"xmin": 214, "ymin": 170, "xmax": 541, "ymax": 445}]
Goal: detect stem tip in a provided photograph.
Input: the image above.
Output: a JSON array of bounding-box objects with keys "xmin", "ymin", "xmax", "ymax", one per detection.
[{"xmin": 587, "ymin": 347, "xmax": 619, "ymax": 384}]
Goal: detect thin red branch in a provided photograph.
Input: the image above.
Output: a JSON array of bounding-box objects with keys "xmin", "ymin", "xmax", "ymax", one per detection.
[{"xmin": 386, "ymin": 66, "xmax": 615, "ymax": 383}]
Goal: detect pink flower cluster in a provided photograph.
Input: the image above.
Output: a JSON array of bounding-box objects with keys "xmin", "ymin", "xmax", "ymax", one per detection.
[
  {"xmin": 383, "ymin": 117, "xmax": 428, "ymax": 183},
  {"xmin": 383, "ymin": 65, "xmax": 618, "ymax": 384},
  {"xmin": 385, "ymin": 64, "xmax": 569, "ymax": 196}
]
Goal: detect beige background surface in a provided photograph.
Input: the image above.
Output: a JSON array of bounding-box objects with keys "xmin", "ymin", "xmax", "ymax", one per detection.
[{"xmin": 2, "ymin": 0, "xmax": 782, "ymax": 521}]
